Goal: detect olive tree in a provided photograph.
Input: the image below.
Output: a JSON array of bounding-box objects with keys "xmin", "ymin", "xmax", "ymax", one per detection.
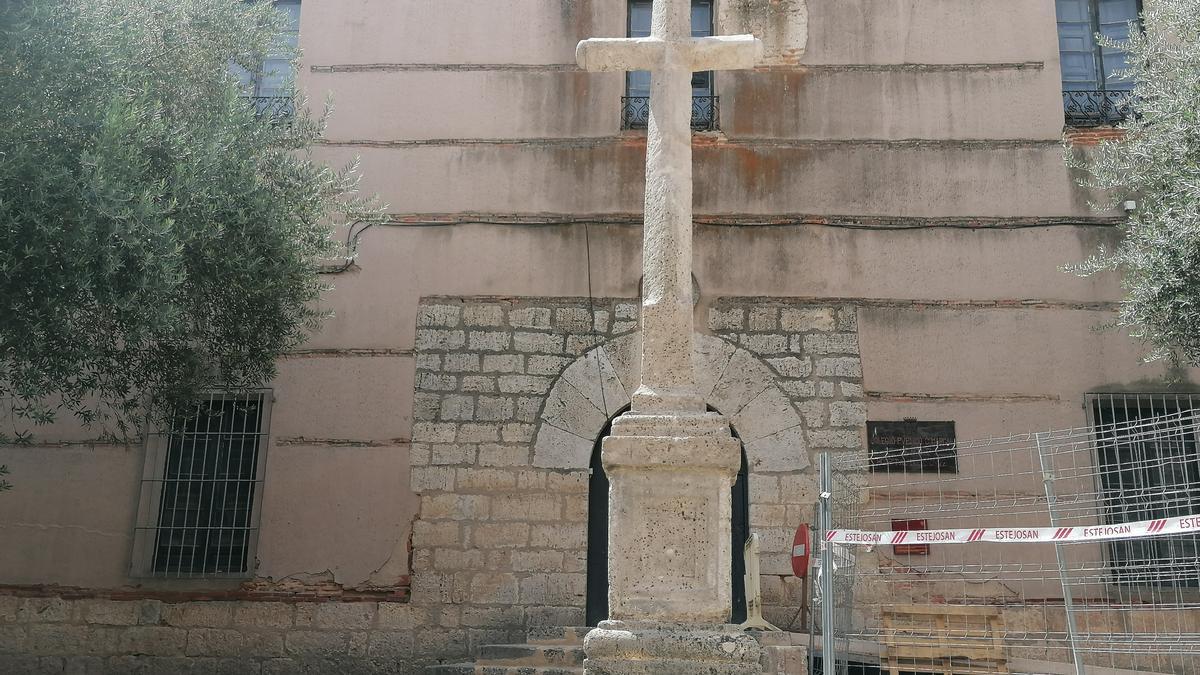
[
  {"xmin": 0, "ymin": 0, "xmax": 377, "ymax": 441},
  {"xmin": 1070, "ymin": 0, "xmax": 1200, "ymax": 364}
]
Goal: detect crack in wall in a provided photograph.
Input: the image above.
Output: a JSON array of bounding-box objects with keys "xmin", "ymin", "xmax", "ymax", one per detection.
[
  {"xmin": 1, "ymin": 523, "xmax": 127, "ymax": 538},
  {"xmin": 282, "ymin": 348, "xmax": 414, "ymax": 358},
  {"xmin": 866, "ymin": 391, "xmax": 1062, "ymax": 403}
]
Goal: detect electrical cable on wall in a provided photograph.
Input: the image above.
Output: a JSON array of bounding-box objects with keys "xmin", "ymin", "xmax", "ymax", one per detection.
[
  {"xmin": 378, "ymin": 215, "xmax": 1123, "ymax": 231},
  {"xmin": 318, "ymin": 219, "xmax": 377, "ymax": 274},
  {"xmin": 321, "ymin": 215, "xmax": 1122, "ymax": 274}
]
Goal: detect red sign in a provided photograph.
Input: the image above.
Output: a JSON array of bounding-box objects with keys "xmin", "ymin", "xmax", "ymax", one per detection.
[
  {"xmin": 891, "ymin": 519, "xmax": 930, "ymax": 555},
  {"xmin": 791, "ymin": 523, "xmax": 811, "ymax": 577}
]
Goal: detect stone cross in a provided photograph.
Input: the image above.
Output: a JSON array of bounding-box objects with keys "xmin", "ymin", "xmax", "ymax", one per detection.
[
  {"xmin": 575, "ymin": 6, "xmax": 768, "ymax": 672},
  {"xmin": 577, "ymin": 1, "xmax": 761, "ymax": 415},
  {"xmin": 576, "ymin": 6, "xmax": 772, "ymax": 669}
]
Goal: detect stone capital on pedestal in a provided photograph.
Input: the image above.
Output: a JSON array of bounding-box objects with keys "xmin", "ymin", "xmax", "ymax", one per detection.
[
  {"xmin": 609, "ymin": 410, "xmax": 734, "ymax": 439},
  {"xmin": 629, "ymin": 385, "xmax": 706, "ymax": 415},
  {"xmin": 604, "ymin": 411, "xmax": 742, "ymax": 473}
]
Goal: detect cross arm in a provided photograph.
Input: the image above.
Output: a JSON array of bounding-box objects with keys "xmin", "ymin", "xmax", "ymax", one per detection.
[
  {"xmin": 576, "ymin": 37, "xmax": 666, "ymax": 72},
  {"xmin": 687, "ymin": 35, "xmax": 762, "ymax": 71}
]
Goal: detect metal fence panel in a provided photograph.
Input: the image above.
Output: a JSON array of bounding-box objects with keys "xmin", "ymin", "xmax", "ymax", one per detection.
[{"xmin": 818, "ymin": 407, "xmax": 1200, "ymax": 674}]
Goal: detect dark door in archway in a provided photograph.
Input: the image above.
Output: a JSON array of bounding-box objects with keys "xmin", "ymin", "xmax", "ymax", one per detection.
[{"xmin": 585, "ymin": 409, "xmax": 751, "ymax": 626}]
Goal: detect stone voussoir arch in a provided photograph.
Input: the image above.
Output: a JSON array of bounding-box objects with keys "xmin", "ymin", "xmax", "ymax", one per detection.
[{"xmin": 532, "ymin": 331, "xmax": 809, "ymax": 472}]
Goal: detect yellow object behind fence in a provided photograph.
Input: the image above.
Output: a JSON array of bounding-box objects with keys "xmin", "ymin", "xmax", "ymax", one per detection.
[{"xmin": 881, "ymin": 605, "xmax": 1009, "ymax": 675}]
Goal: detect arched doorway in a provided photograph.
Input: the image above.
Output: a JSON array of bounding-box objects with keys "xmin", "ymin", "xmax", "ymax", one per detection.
[{"xmin": 585, "ymin": 406, "xmax": 751, "ymax": 626}]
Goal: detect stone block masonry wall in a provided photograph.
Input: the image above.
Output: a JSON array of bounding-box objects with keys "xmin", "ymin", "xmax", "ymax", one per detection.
[
  {"xmin": 0, "ymin": 594, "xmax": 446, "ymax": 674},
  {"xmin": 707, "ymin": 299, "xmax": 866, "ymax": 628},
  {"xmin": 410, "ymin": 296, "xmax": 866, "ymax": 639},
  {"xmin": 410, "ymin": 297, "xmax": 638, "ymax": 649}
]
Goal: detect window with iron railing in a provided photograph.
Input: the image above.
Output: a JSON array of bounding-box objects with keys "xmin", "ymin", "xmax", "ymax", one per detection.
[
  {"xmin": 623, "ymin": 0, "xmax": 718, "ymax": 131},
  {"xmin": 1056, "ymin": 0, "xmax": 1141, "ymax": 127},
  {"xmin": 235, "ymin": 0, "xmax": 299, "ymax": 118},
  {"xmin": 130, "ymin": 392, "xmax": 272, "ymax": 578}
]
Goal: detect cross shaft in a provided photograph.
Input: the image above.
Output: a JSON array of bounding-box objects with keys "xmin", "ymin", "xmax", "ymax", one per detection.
[{"xmin": 577, "ymin": 0, "xmax": 760, "ymax": 414}]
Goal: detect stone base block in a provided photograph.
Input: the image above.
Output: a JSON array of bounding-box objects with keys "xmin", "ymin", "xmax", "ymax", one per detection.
[
  {"xmin": 752, "ymin": 630, "xmax": 809, "ymax": 675},
  {"xmin": 583, "ymin": 621, "xmax": 762, "ymax": 675},
  {"xmin": 601, "ymin": 412, "xmax": 742, "ymax": 622}
]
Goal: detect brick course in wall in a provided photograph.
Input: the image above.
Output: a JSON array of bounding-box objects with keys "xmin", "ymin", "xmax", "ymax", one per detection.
[{"xmin": 1063, "ymin": 126, "xmax": 1126, "ymax": 146}]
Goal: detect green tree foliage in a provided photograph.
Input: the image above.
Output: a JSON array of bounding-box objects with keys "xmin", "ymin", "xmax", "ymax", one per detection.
[
  {"xmin": 0, "ymin": 0, "xmax": 377, "ymax": 440},
  {"xmin": 1070, "ymin": 0, "xmax": 1200, "ymax": 363}
]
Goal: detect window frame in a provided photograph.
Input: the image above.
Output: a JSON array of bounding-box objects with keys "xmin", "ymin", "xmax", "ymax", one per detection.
[
  {"xmin": 1057, "ymin": 0, "xmax": 1143, "ymax": 126},
  {"xmin": 622, "ymin": 0, "xmax": 718, "ymax": 131},
  {"xmin": 129, "ymin": 390, "xmax": 274, "ymax": 579},
  {"xmin": 255, "ymin": 0, "xmax": 301, "ymax": 98},
  {"xmin": 234, "ymin": 0, "xmax": 301, "ymax": 107}
]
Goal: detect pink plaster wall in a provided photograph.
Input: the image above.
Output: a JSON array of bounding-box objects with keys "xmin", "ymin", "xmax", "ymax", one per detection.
[{"xmin": 2, "ymin": 0, "xmax": 1191, "ymax": 595}]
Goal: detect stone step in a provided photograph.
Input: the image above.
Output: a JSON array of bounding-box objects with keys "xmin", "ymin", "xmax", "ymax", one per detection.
[
  {"xmin": 472, "ymin": 662, "xmax": 580, "ymax": 667},
  {"xmin": 525, "ymin": 625, "xmax": 593, "ymax": 646},
  {"xmin": 425, "ymin": 664, "xmax": 476, "ymax": 675},
  {"xmin": 477, "ymin": 643, "xmax": 586, "ymax": 668}
]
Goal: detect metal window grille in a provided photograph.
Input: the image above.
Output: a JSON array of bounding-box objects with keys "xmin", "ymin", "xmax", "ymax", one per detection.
[
  {"xmin": 619, "ymin": 95, "xmax": 721, "ymax": 132},
  {"xmin": 244, "ymin": 95, "xmax": 295, "ymax": 122},
  {"xmin": 130, "ymin": 391, "xmax": 272, "ymax": 578},
  {"xmin": 1088, "ymin": 392, "xmax": 1200, "ymax": 588},
  {"xmin": 1063, "ymin": 89, "xmax": 1136, "ymax": 127},
  {"xmin": 1056, "ymin": 0, "xmax": 1141, "ymax": 126},
  {"xmin": 624, "ymin": 0, "xmax": 718, "ymax": 131}
]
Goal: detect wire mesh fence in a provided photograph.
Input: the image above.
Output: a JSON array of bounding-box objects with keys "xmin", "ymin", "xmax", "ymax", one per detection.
[{"xmin": 816, "ymin": 405, "xmax": 1200, "ymax": 675}]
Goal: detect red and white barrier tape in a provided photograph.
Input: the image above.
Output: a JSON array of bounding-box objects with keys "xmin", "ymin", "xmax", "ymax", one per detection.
[{"xmin": 824, "ymin": 514, "xmax": 1200, "ymax": 546}]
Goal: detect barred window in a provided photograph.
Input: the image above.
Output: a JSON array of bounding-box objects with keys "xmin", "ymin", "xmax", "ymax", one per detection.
[
  {"xmin": 1089, "ymin": 393, "xmax": 1200, "ymax": 587},
  {"xmin": 131, "ymin": 392, "xmax": 272, "ymax": 578}
]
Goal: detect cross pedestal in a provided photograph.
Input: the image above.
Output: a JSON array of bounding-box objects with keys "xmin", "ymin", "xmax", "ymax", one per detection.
[{"xmin": 576, "ymin": 1, "xmax": 765, "ymax": 672}]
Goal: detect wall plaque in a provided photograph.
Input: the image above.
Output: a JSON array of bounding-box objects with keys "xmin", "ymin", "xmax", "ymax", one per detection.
[{"xmin": 867, "ymin": 420, "xmax": 957, "ymax": 473}]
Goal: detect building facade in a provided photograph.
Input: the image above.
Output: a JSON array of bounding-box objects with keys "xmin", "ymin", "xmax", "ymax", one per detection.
[{"xmin": 1, "ymin": 0, "xmax": 1187, "ymax": 673}]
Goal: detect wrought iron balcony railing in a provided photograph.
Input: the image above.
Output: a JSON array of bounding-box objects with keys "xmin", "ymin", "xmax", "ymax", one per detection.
[
  {"xmin": 246, "ymin": 95, "xmax": 295, "ymax": 119},
  {"xmin": 621, "ymin": 95, "xmax": 719, "ymax": 132},
  {"xmin": 1063, "ymin": 90, "xmax": 1135, "ymax": 127}
]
